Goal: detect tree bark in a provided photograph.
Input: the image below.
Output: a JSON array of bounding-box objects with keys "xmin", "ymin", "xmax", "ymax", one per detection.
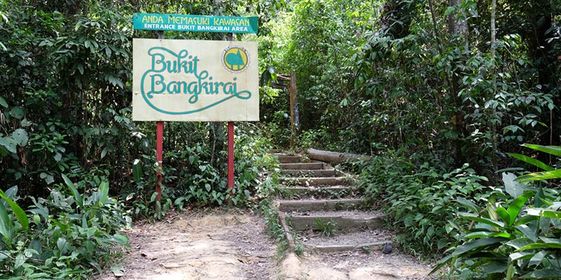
[{"xmin": 307, "ymin": 148, "xmax": 370, "ymax": 164}]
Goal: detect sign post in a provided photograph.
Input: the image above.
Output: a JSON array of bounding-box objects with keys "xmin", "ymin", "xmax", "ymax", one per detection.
[
  {"xmin": 132, "ymin": 15, "xmax": 259, "ymax": 201},
  {"xmin": 227, "ymin": 122, "xmax": 235, "ymax": 190}
]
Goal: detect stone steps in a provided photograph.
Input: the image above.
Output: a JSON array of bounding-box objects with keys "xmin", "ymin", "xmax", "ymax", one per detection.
[
  {"xmin": 300, "ymin": 229, "xmax": 391, "ymax": 254},
  {"xmin": 274, "ymin": 152, "xmax": 392, "ymax": 256},
  {"xmin": 280, "ymin": 162, "xmax": 325, "ymax": 170},
  {"xmin": 280, "ymin": 176, "xmax": 352, "ymax": 186},
  {"xmin": 277, "ymin": 198, "xmax": 363, "ymax": 212},
  {"xmin": 277, "ymin": 154, "xmax": 304, "ymax": 163},
  {"xmin": 281, "ymin": 169, "xmax": 338, "ymax": 177},
  {"xmin": 279, "ymin": 186, "xmax": 356, "ymax": 198},
  {"xmin": 287, "ymin": 210, "xmax": 385, "ymax": 231}
]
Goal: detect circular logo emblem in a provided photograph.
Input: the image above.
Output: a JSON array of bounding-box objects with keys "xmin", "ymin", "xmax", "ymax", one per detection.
[{"xmin": 223, "ymin": 47, "xmax": 249, "ymax": 72}]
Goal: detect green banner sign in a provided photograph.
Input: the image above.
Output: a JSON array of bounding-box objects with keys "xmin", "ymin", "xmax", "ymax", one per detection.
[{"xmin": 132, "ymin": 13, "xmax": 258, "ymax": 34}]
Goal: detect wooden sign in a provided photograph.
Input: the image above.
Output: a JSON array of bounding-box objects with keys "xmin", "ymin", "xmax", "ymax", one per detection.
[{"xmin": 132, "ymin": 39, "xmax": 259, "ymax": 121}]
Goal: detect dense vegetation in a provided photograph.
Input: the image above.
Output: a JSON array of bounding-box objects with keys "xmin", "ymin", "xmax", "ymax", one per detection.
[
  {"xmin": 260, "ymin": 0, "xmax": 561, "ymax": 278},
  {"xmin": 0, "ymin": 1, "xmax": 279, "ymax": 278},
  {"xmin": 1, "ymin": 0, "xmax": 560, "ymax": 279}
]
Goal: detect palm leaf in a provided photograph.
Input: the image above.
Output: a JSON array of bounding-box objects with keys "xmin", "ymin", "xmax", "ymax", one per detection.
[
  {"xmin": 522, "ymin": 144, "xmax": 561, "ymax": 157},
  {"xmin": 508, "ymin": 153, "xmax": 553, "ymax": 171}
]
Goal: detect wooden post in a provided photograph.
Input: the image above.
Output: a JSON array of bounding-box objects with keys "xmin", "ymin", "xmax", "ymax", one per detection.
[
  {"xmin": 156, "ymin": 121, "xmax": 163, "ymax": 201},
  {"xmin": 155, "ymin": 30, "xmax": 164, "ymax": 201},
  {"xmin": 288, "ymin": 72, "xmax": 299, "ymax": 148},
  {"xmin": 227, "ymin": 122, "xmax": 235, "ymax": 191},
  {"xmin": 225, "ymin": 33, "xmax": 235, "ymax": 192}
]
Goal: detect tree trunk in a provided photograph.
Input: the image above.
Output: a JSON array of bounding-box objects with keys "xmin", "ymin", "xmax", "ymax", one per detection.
[
  {"xmin": 448, "ymin": 0, "xmax": 468, "ymax": 37},
  {"xmin": 307, "ymin": 148, "xmax": 370, "ymax": 164},
  {"xmin": 448, "ymin": 0, "xmax": 469, "ymax": 165}
]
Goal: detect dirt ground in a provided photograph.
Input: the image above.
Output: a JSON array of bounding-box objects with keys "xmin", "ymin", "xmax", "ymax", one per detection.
[
  {"xmin": 298, "ymin": 250, "xmax": 433, "ymax": 280},
  {"xmin": 97, "ymin": 209, "xmax": 276, "ymax": 280}
]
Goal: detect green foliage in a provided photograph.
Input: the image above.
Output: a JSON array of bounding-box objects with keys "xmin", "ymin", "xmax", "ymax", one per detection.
[
  {"xmin": 434, "ymin": 145, "xmax": 561, "ymax": 278},
  {"xmin": 0, "ymin": 180, "xmax": 130, "ymax": 278},
  {"xmin": 358, "ymin": 152, "xmax": 492, "ymax": 256},
  {"xmin": 123, "ymin": 123, "xmax": 278, "ymax": 220},
  {"xmin": 314, "ymin": 219, "xmax": 336, "ymax": 237},
  {"xmin": 435, "ymin": 186, "xmax": 561, "ymax": 279},
  {"xmin": 260, "ymin": 0, "xmax": 560, "ymax": 176}
]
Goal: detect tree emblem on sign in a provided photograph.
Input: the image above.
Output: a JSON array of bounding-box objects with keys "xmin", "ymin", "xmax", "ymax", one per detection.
[{"xmin": 223, "ymin": 47, "xmax": 249, "ymax": 72}]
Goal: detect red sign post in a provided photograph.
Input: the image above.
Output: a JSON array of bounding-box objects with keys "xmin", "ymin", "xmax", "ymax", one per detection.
[
  {"xmin": 155, "ymin": 121, "xmax": 164, "ymax": 201},
  {"xmin": 227, "ymin": 122, "xmax": 235, "ymax": 191}
]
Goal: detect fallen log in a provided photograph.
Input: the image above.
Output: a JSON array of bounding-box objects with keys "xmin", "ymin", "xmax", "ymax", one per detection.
[{"xmin": 306, "ymin": 148, "xmax": 371, "ymax": 164}]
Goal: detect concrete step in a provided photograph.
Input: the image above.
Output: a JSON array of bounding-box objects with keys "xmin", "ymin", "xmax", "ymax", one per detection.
[
  {"xmin": 280, "ymin": 162, "xmax": 325, "ymax": 170},
  {"xmin": 281, "ymin": 169, "xmax": 338, "ymax": 177},
  {"xmin": 277, "ymin": 155, "xmax": 304, "ymax": 163},
  {"xmin": 277, "ymin": 198, "xmax": 363, "ymax": 212},
  {"xmin": 279, "ymin": 186, "xmax": 356, "ymax": 198},
  {"xmin": 287, "ymin": 210, "xmax": 385, "ymax": 231},
  {"xmin": 281, "ymin": 176, "xmax": 352, "ymax": 186},
  {"xmin": 301, "ymin": 230, "xmax": 391, "ymax": 254}
]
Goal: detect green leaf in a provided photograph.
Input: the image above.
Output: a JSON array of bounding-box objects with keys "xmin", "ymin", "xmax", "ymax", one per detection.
[
  {"xmin": 464, "ymin": 231, "xmax": 511, "ymax": 239},
  {"xmin": 0, "ymin": 202, "xmax": 13, "ymax": 241},
  {"xmin": 0, "ymin": 137, "xmax": 17, "ymax": 154},
  {"xmin": 505, "ymin": 191, "xmax": 533, "ymax": 225},
  {"xmin": 496, "ymin": 206, "xmax": 510, "ymax": 225},
  {"xmin": 526, "ymin": 208, "xmax": 561, "ymax": 219},
  {"xmin": 521, "ymin": 268, "xmax": 561, "ymax": 279},
  {"xmin": 505, "ymin": 238, "xmax": 532, "ymax": 250},
  {"xmin": 509, "ymin": 252, "xmax": 534, "ymax": 261},
  {"xmin": 8, "ymin": 107, "xmax": 24, "ymax": 119},
  {"xmin": 528, "ymin": 250, "xmax": 547, "ymax": 267},
  {"xmin": 479, "ymin": 262, "xmax": 507, "ymax": 274},
  {"xmin": 11, "ymin": 129, "xmax": 28, "ymax": 146},
  {"xmin": 506, "ymin": 263, "xmax": 515, "ymax": 280},
  {"xmin": 522, "ymin": 144, "xmax": 561, "ymax": 157},
  {"xmin": 508, "ymin": 153, "xmax": 553, "ymax": 171},
  {"xmin": 518, "ymin": 242, "xmax": 561, "ymax": 251},
  {"xmin": 56, "ymin": 237, "xmax": 70, "ymax": 254},
  {"xmin": 98, "ymin": 181, "xmax": 109, "ymax": 205},
  {"xmin": 0, "ymin": 96, "xmax": 8, "ymax": 108},
  {"xmin": 14, "ymin": 253, "xmax": 27, "ymax": 269},
  {"xmin": 459, "ymin": 212, "xmax": 505, "ymax": 228},
  {"xmin": 455, "ymin": 237, "xmax": 505, "ymax": 256},
  {"xmin": 516, "ymin": 224, "xmax": 537, "ymax": 242},
  {"xmin": 518, "ymin": 169, "xmax": 561, "ymax": 183},
  {"xmin": 61, "ymin": 174, "xmax": 82, "ymax": 207},
  {"xmin": 132, "ymin": 159, "xmax": 143, "ymax": 182},
  {"xmin": 456, "ymin": 197, "xmax": 478, "ymax": 212},
  {"xmin": 0, "ymin": 190, "xmax": 29, "ymax": 231}
]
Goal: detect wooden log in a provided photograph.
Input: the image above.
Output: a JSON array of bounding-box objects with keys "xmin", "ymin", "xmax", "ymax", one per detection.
[{"xmin": 307, "ymin": 148, "xmax": 370, "ymax": 164}]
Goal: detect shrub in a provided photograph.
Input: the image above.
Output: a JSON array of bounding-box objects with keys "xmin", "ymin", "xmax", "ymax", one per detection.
[
  {"xmin": 434, "ymin": 144, "xmax": 561, "ymax": 279},
  {"xmin": 0, "ymin": 176, "xmax": 130, "ymax": 279},
  {"xmin": 359, "ymin": 152, "xmax": 493, "ymax": 256}
]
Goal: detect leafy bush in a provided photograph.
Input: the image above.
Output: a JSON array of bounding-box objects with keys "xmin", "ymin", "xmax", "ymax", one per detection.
[
  {"xmin": 435, "ymin": 144, "xmax": 561, "ymax": 279},
  {"xmin": 435, "ymin": 188, "xmax": 561, "ymax": 279},
  {"xmin": 0, "ymin": 176, "xmax": 130, "ymax": 279},
  {"xmin": 124, "ymin": 123, "xmax": 279, "ymax": 219},
  {"xmin": 358, "ymin": 152, "xmax": 492, "ymax": 256}
]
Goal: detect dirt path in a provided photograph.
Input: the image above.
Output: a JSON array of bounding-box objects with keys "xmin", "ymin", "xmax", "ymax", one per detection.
[
  {"xmin": 295, "ymin": 250, "xmax": 432, "ymax": 279},
  {"xmin": 98, "ymin": 209, "xmax": 275, "ymax": 280}
]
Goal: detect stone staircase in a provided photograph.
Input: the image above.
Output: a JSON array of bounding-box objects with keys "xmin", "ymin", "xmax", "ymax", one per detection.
[{"xmin": 274, "ymin": 153, "xmax": 392, "ymax": 254}]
